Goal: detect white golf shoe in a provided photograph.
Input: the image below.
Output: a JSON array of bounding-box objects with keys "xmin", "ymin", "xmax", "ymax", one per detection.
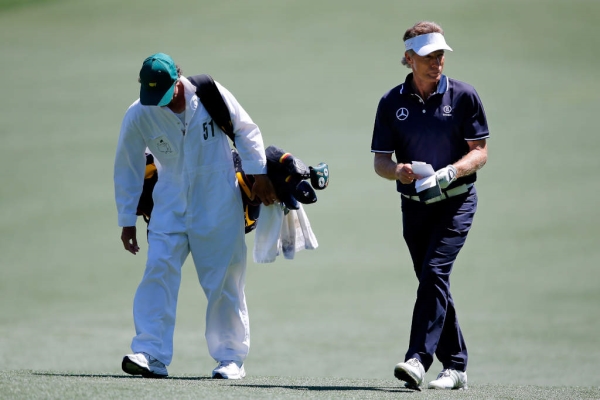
[
  {"xmin": 428, "ymin": 368, "xmax": 468, "ymax": 390},
  {"xmin": 394, "ymin": 358, "xmax": 425, "ymax": 391},
  {"xmin": 212, "ymin": 360, "xmax": 246, "ymax": 379},
  {"xmin": 121, "ymin": 352, "xmax": 168, "ymax": 378}
]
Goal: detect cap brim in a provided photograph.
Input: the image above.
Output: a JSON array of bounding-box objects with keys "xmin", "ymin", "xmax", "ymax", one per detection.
[
  {"xmin": 415, "ymin": 43, "xmax": 453, "ymax": 56},
  {"xmin": 157, "ymin": 83, "xmax": 176, "ymax": 106},
  {"xmin": 140, "ymin": 81, "xmax": 176, "ymax": 106},
  {"xmin": 405, "ymin": 32, "xmax": 453, "ymax": 56}
]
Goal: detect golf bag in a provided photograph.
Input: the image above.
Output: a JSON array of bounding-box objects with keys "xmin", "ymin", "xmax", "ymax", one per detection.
[{"xmin": 136, "ymin": 74, "xmax": 329, "ymax": 233}]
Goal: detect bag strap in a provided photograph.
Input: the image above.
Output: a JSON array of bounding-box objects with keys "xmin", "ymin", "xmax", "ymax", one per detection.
[{"xmin": 187, "ymin": 74, "xmax": 235, "ymax": 144}]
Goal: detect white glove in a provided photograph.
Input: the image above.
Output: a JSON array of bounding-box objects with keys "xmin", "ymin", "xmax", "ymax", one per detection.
[{"xmin": 435, "ymin": 165, "xmax": 457, "ymax": 189}]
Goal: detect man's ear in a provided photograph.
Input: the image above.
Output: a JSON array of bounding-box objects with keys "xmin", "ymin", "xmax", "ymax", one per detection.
[{"xmin": 404, "ymin": 51, "xmax": 412, "ymax": 66}]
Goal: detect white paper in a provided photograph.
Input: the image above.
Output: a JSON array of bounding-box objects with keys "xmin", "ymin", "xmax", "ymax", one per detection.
[
  {"xmin": 411, "ymin": 161, "xmax": 435, "ymax": 177},
  {"xmin": 415, "ymin": 175, "xmax": 438, "ymax": 193}
]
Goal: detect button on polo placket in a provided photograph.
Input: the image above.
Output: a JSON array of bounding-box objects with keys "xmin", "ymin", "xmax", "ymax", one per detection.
[{"xmin": 414, "ymin": 95, "xmax": 426, "ymax": 114}]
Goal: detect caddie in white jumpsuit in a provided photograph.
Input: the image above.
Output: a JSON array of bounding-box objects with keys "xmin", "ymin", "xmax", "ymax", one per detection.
[{"xmin": 114, "ymin": 53, "xmax": 277, "ymax": 379}]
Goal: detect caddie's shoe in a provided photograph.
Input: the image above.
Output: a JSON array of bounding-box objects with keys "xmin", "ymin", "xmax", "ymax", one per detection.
[
  {"xmin": 394, "ymin": 358, "xmax": 425, "ymax": 391},
  {"xmin": 428, "ymin": 369, "xmax": 468, "ymax": 390},
  {"xmin": 212, "ymin": 360, "xmax": 246, "ymax": 379},
  {"xmin": 122, "ymin": 352, "xmax": 168, "ymax": 378}
]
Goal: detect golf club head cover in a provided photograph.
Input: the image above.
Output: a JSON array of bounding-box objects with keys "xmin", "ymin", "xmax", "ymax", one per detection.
[
  {"xmin": 309, "ymin": 162, "xmax": 329, "ymax": 190},
  {"xmin": 265, "ymin": 145, "xmax": 310, "ymax": 179},
  {"xmin": 266, "ymin": 145, "xmax": 311, "ymax": 210},
  {"xmin": 293, "ymin": 180, "xmax": 317, "ymax": 205}
]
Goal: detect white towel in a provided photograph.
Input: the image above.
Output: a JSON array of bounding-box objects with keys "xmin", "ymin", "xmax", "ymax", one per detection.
[
  {"xmin": 296, "ymin": 204, "xmax": 318, "ymax": 250},
  {"xmin": 253, "ymin": 204, "xmax": 284, "ymax": 263},
  {"xmin": 280, "ymin": 208, "xmax": 297, "ymax": 259},
  {"xmin": 253, "ymin": 203, "xmax": 318, "ymax": 263}
]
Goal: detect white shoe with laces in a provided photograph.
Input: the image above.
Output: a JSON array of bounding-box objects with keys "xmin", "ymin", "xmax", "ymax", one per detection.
[
  {"xmin": 212, "ymin": 360, "xmax": 246, "ymax": 379},
  {"xmin": 393, "ymin": 358, "xmax": 425, "ymax": 391},
  {"xmin": 121, "ymin": 352, "xmax": 168, "ymax": 378},
  {"xmin": 428, "ymin": 368, "xmax": 468, "ymax": 390}
]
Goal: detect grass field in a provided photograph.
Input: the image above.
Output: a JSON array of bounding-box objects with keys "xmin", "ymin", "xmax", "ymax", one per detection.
[{"xmin": 1, "ymin": 0, "xmax": 599, "ymax": 398}]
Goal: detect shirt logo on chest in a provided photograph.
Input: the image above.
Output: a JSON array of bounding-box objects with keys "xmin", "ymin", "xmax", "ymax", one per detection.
[
  {"xmin": 157, "ymin": 139, "xmax": 172, "ymax": 153},
  {"xmin": 153, "ymin": 136, "xmax": 174, "ymax": 154},
  {"xmin": 442, "ymin": 105, "xmax": 453, "ymax": 116},
  {"xmin": 396, "ymin": 108, "xmax": 409, "ymax": 121}
]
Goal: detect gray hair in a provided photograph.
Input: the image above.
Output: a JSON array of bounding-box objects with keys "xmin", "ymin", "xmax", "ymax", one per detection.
[{"xmin": 401, "ymin": 21, "xmax": 445, "ymax": 68}]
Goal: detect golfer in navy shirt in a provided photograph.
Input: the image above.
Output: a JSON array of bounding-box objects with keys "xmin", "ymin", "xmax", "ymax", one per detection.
[{"xmin": 371, "ymin": 21, "xmax": 489, "ymax": 390}]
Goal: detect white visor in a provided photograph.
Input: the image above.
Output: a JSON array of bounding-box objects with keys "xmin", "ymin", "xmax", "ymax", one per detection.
[{"xmin": 404, "ymin": 32, "xmax": 453, "ymax": 56}]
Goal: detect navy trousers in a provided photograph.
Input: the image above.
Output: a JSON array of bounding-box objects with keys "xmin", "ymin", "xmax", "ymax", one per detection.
[{"xmin": 400, "ymin": 185, "xmax": 477, "ymax": 372}]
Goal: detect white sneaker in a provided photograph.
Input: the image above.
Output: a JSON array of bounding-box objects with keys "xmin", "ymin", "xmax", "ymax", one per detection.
[
  {"xmin": 394, "ymin": 358, "xmax": 425, "ymax": 391},
  {"xmin": 122, "ymin": 352, "xmax": 168, "ymax": 378},
  {"xmin": 212, "ymin": 360, "xmax": 246, "ymax": 379},
  {"xmin": 428, "ymin": 369, "xmax": 468, "ymax": 390}
]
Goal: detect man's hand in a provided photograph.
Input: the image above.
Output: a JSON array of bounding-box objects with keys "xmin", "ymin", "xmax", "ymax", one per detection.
[
  {"xmin": 374, "ymin": 154, "xmax": 420, "ymax": 184},
  {"xmin": 396, "ymin": 163, "xmax": 421, "ymax": 185},
  {"xmin": 435, "ymin": 165, "xmax": 457, "ymax": 189},
  {"xmin": 121, "ymin": 226, "xmax": 140, "ymax": 255},
  {"xmin": 252, "ymin": 174, "xmax": 278, "ymax": 206}
]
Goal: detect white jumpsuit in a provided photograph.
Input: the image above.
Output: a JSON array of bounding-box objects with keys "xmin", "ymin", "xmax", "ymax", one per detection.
[{"xmin": 114, "ymin": 76, "xmax": 267, "ymax": 366}]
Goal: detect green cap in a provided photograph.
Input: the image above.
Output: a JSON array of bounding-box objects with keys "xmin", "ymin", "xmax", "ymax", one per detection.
[{"xmin": 139, "ymin": 53, "xmax": 178, "ymax": 106}]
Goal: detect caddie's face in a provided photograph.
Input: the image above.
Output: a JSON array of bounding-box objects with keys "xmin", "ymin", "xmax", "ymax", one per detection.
[
  {"xmin": 407, "ymin": 50, "xmax": 445, "ymax": 83},
  {"xmin": 163, "ymin": 79, "xmax": 182, "ymax": 107},
  {"xmin": 168, "ymin": 80, "xmax": 180, "ymax": 103}
]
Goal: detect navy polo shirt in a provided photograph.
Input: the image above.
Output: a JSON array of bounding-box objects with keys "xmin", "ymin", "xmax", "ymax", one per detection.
[{"xmin": 371, "ymin": 73, "xmax": 489, "ymax": 196}]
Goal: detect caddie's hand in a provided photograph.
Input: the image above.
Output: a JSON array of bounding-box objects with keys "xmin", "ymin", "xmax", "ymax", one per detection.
[
  {"xmin": 435, "ymin": 165, "xmax": 458, "ymax": 189},
  {"xmin": 396, "ymin": 163, "xmax": 420, "ymax": 185},
  {"xmin": 121, "ymin": 226, "xmax": 140, "ymax": 255},
  {"xmin": 252, "ymin": 174, "xmax": 278, "ymax": 206}
]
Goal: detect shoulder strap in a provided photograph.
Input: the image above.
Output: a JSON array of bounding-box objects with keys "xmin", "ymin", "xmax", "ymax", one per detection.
[{"xmin": 187, "ymin": 74, "xmax": 235, "ymax": 144}]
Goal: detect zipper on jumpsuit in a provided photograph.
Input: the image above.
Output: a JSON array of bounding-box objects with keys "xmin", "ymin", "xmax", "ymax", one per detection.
[
  {"xmin": 181, "ymin": 121, "xmax": 194, "ymax": 232},
  {"xmin": 172, "ymin": 110, "xmax": 192, "ymax": 232},
  {"xmin": 180, "ymin": 106, "xmax": 199, "ymax": 234}
]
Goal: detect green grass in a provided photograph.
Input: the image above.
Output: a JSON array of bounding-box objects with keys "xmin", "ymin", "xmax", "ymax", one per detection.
[
  {"xmin": 3, "ymin": 371, "xmax": 600, "ymax": 400},
  {"xmin": 0, "ymin": 0, "xmax": 57, "ymax": 11},
  {"xmin": 1, "ymin": 0, "xmax": 599, "ymax": 398}
]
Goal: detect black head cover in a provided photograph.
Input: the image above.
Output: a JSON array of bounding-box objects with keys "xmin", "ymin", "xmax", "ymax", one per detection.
[
  {"xmin": 265, "ymin": 145, "xmax": 310, "ymax": 179},
  {"xmin": 293, "ymin": 181, "xmax": 317, "ymax": 205},
  {"xmin": 266, "ymin": 145, "xmax": 313, "ymax": 210}
]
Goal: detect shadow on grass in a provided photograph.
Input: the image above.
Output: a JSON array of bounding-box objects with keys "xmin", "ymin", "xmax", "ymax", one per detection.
[
  {"xmin": 31, "ymin": 373, "xmax": 414, "ymax": 393},
  {"xmin": 32, "ymin": 372, "xmax": 211, "ymax": 380},
  {"xmin": 238, "ymin": 384, "xmax": 413, "ymax": 394}
]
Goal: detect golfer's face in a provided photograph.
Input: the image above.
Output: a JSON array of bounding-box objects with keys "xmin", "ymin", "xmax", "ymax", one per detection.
[{"xmin": 411, "ymin": 50, "xmax": 445, "ymax": 82}]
